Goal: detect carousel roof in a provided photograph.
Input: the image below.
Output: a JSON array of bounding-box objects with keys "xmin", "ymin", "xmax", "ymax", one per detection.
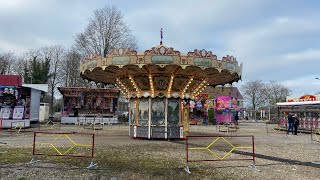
[{"xmin": 80, "ymin": 45, "xmax": 242, "ymax": 99}]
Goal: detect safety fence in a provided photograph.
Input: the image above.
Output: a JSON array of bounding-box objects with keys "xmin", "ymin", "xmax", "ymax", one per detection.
[
  {"xmin": 10, "ymin": 121, "xmax": 26, "ymax": 134},
  {"xmin": 185, "ymin": 135, "xmax": 255, "ymax": 173},
  {"xmin": 265, "ymin": 123, "xmax": 287, "ymax": 135},
  {"xmin": 217, "ymin": 124, "xmax": 239, "ymax": 135},
  {"xmin": 311, "ymin": 128, "xmax": 320, "ymax": 143},
  {"xmin": 0, "ymin": 120, "xmax": 26, "ymax": 136},
  {"xmin": 27, "ymin": 131, "xmax": 97, "ymax": 169},
  {"xmin": 39, "ymin": 119, "xmax": 61, "ymax": 131}
]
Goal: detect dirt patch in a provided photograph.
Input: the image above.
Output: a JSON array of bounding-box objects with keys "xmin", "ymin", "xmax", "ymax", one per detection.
[{"xmin": 1, "ymin": 123, "xmax": 320, "ymax": 179}]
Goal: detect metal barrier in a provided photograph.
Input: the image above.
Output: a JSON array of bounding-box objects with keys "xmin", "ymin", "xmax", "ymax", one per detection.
[
  {"xmin": 185, "ymin": 135, "xmax": 255, "ymax": 174},
  {"xmin": 266, "ymin": 123, "xmax": 287, "ymax": 135},
  {"xmin": 28, "ymin": 131, "xmax": 97, "ymax": 169},
  {"xmin": 39, "ymin": 116, "xmax": 61, "ymax": 131},
  {"xmin": 217, "ymin": 124, "xmax": 239, "ymax": 135},
  {"xmin": 311, "ymin": 128, "xmax": 320, "ymax": 143},
  {"xmin": 10, "ymin": 121, "xmax": 26, "ymax": 134}
]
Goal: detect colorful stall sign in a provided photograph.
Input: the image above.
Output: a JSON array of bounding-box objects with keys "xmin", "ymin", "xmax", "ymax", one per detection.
[
  {"xmin": 299, "ymin": 95, "xmax": 317, "ymax": 102},
  {"xmin": 215, "ymin": 96, "xmax": 231, "ymax": 109},
  {"xmin": 0, "ymin": 106, "xmax": 12, "ymax": 120},
  {"xmin": 13, "ymin": 106, "xmax": 24, "ymax": 120}
]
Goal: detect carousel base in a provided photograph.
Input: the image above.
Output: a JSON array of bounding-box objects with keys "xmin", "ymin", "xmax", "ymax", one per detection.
[
  {"xmin": 0, "ymin": 119, "xmax": 31, "ymax": 128},
  {"xmin": 129, "ymin": 125, "xmax": 184, "ymax": 139}
]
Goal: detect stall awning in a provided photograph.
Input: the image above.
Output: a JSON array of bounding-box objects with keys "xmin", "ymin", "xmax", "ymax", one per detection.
[{"xmin": 276, "ymin": 101, "xmax": 320, "ymax": 106}]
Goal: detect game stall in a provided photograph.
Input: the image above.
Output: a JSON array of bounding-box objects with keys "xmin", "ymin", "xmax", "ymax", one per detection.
[
  {"xmin": 0, "ymin": 75, "xmax": 46, "ymax": 128},
  {"xmin": 276, "ymin": 94, "xmax": 320, "ymax": 130},
  {"xmin": 58, "ymin": 87, "xmax": 120, "ymax": 124},
  {"xmin": 214, "ymin": 96, "xmax": 240, "ymax": 124}
]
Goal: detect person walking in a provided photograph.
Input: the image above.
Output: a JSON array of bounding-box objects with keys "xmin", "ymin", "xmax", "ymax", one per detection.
[
  {"xmin": 293, "ymin": 114, "xmax": 300, "ymax": 135},
  {"xmin": 234, "ymin": 113, "xmax": 239, "ymax": 125},
  {"xmin": 287, "ymin": 114, "xmax": 294, "ymax": 135}
]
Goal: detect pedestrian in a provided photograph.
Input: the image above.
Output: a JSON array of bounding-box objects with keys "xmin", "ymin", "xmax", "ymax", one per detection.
[
  {"xmin": 287, "ymin": 114, "xmax": 294, "ymax": 135},
  {"xmin": 203, "ymin": 113, "xmax": 208, "ymax": 126},
  {"xmin": 234, "ymin": 113, "xmax": 239, "ymax": 125},
  {"xmin": 293, "ymin": 114, "xmax": 300, "ymax": 135}
]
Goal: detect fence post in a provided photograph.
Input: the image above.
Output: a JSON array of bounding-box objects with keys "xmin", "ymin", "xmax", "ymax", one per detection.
[
  {"xmin": 87, "ymin": 133, "xmax": 97, "ymax": 169},
  {"xmin": 184, "ymin": 136, "xmax": 191, "ymax": 174},
  {"xmin": 310, "ymin": 127, "xmax": 313, "ymax": 144},
  {"xmin": 252, "ymin": 135, "xmax": 255, "ymax": 167}
]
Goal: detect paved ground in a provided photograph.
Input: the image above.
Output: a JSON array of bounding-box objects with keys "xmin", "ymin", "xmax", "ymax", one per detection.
[{"xmin": 0, "ymin": 121, "xmax": 320, "ymax": 179}]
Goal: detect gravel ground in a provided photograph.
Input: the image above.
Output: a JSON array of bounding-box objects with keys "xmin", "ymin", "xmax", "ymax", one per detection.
[{"xmin": 1, "ymin": 121, "xmax": 320, "ymax": 180}]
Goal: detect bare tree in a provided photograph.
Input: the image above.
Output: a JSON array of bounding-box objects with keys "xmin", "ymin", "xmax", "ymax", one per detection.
[
  {"xmin": 0, "ymin": 52, "xmax": 15, "ymax": 74},
  {"xmin": 11, "ymin": 54, "xmax": 26, "ymax": 77},
  {"xmin": 46, "ymin": 45, "xmax": 65, "ymax": 115},
  {"xmin": 262, "ymin": 81, "xmax": 291, "ymax": 105},
  {"xmin": 74, "ymin": 5, "xmax": 138, "ymax": 57},
  {"xmin": 241, "ymin": 80, "xmax": 266, "ymax": 119},
  {"xmin": 61, "ymin": 48, "xmax": 86, "ymax": 87}
]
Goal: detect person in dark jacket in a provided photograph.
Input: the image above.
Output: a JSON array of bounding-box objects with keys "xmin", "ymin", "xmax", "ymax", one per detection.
[
  {"xmin": 293, "ymin": 114, "xmax": 299, "ymax": 135},
  {"xmin": 287, "ymin": 114, "xmax": 294, "ymax": 135},
  {"xmin": 234, "ymin": 113, "xmax": 239, "ymax": 125}
]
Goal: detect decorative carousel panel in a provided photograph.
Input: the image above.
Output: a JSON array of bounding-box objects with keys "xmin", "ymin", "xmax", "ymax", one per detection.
[
  {"xmin": 153, "ymin": 76, "xmax": 170, "ymax": 90},
  {"xmin": 134, "ymin": 76, "xmax": 150, "ymax": 90},
  {"xmin": 172, "ymin": 77, "xmax": 189, "ymax": 91},
  {"xmin": 138, "ymin": 98, "xmax": 149, "ymax": 126},
  {"xmin": 151, "ymin": 98, "xmax": 165, "ymax": 126},
  {"xmin": 151, "ymin": 55, "xmax": 174, "ymax": 64},
  {"xmin": 167, "ymin": 99, "xmax": 180, "ymax": 127},
  {"xmin": 112, "ymin": 56, "xmax": 130, "ymax": 65},
  {"xmin": 130, "ymin": 100, "xmax": 135, "ymax": 124}
]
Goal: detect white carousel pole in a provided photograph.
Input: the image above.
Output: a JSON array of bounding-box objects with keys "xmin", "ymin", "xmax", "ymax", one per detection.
[
  {"xmin": 165, "ymin": 98, "xmax": 168, "ymax": 139},
  {"xmin": 148, "ymin": 97, "xmax": 151, "ymax": 139}
]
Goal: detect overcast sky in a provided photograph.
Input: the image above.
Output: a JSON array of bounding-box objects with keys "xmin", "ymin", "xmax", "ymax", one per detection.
[{"xmin": 0, "ymin": 0, "xmax": 319, "ymax": 96}]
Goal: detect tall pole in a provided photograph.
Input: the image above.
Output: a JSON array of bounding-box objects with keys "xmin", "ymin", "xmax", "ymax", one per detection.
[{"xmin": 268, "ymin": 99, "xmax": 271, "ymax": 122}]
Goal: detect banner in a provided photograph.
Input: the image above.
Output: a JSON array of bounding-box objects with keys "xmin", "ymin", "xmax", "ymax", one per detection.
[{"xmin": 215, "ymin": 96, "xmax": 230, "ymax": 109}]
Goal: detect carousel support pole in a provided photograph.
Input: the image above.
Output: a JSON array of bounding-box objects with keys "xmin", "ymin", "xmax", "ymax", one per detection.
[
  {"xmin": 148, "ymin": 97, "xmax": 151, "ymax": 139},
  {"xmin": 165, "ymin": 98, "xmax": 168, "ymax": 139}
]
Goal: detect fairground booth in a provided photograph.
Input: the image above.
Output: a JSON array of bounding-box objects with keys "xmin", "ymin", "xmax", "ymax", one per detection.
[
  {"xmin": 58, "ymin": 87, "xmax": 119, "ymax": 124},
  {"xmin": 276, "ymin": 94, "xmax": 320, "ymax": 130},
  {"xmin": 0, "ymin": 75, "xmax": 46, "ymax": 128},
  {"xmin": 80, "ymin": 42, "xmax": 242, "ymax": 139},
  {"xmin": 189, "ymin": 93, "xmax": 210, "ymax": 125},
  {"xmin": 214, "ymin": 95, "xmax": 240, "ymax": 124}
]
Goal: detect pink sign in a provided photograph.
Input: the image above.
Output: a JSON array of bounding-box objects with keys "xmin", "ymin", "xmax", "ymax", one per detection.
[{"xmin": 215, "ymin": 96, "xmax": 230, "ymax": 109}]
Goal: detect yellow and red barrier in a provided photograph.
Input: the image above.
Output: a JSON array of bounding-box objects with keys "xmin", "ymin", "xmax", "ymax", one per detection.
[{"xmin": 185, "ymin": 135, "xmax": 255, "ymax": 173}]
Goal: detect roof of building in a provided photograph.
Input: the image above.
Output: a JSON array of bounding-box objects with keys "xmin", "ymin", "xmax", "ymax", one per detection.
[
  {"xmin": 23, "ymin": 84, "xmax": 48, "ymax": 92},
  {"xmin": 203, "ymin": 86, "xmax": 244, "ymax": 100},
  {"xmin": 0, "ymin": 75, "xmax": 22, "ymax": 86}
]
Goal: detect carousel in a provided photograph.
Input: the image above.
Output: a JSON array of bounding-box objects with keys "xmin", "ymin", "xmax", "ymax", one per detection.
[{"xmin": 80, "ymin": 41, "xmax": 242, "ymax": 139}]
